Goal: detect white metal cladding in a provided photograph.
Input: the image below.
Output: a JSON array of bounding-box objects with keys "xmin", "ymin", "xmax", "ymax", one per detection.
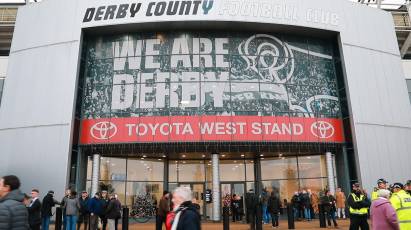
[{"xmin": 0, "ymin": 0, "xmax": 410, "ymax": 198}]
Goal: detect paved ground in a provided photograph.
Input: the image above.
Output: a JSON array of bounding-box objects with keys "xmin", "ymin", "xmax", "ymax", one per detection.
[{"xmin": 118, "ymin": 219, "xmax": 352, "ymax": 229}]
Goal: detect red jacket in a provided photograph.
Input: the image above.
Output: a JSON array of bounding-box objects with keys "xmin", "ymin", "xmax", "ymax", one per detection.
[{"xmin": 370, "ymin": 198, "xmax": 400, "ymax": 230}]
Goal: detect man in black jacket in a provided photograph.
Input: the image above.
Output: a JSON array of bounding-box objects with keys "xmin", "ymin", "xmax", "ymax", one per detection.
[
  {"xmin": 41, "ymin": 190, "xmax": 59, "ymax": 230},
  {"xmin": 78, "ymin": 191, "xmax": 90, "ymax": 230},
  {"xmin": 0, "ymin": 175, "xmax": 29, "ymax": 229},
  {"xmin": 245, "ymin": 189, "xmax": 258, "ymax": 230},
  {"xmin": 347, "ymin": 183, "xmax": 370, "ymax": 230},
  {"xmin": 28, "ymin": 189, "xmax": 42, "ymax": 230},
  {"xmin": 267, "ymin": 192, "xmax": 281, "ymax": 228}
]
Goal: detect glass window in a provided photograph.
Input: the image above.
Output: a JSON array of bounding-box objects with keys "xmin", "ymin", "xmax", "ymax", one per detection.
[
  {"xmin": 169, "ymin": 161, "xmax": 178, "ymax": 182},
  {"xmin": 99, "ymin": 157, "xmax": 127, "ymax": 181},
  {"xmin": 297, "ymin": 155, "xmax": 327, "ymax": 179},
  {"xmin": 178, "ymin": 160, "xmax": 205, "ymax": 182},
  {"xmin": 220, "ymin": 160, "xmax": 245, "ymax": 182},
  {"xmin": 406, "ymin": 79, "xmax": 411, "ymax": 91},
  {"xmin": 261, "ymin": 157, "xmax": 298, "ymax": 180},
  {"xmin": 127, "ymin": 158, "xmax": 164, "ymax": 181},
  {"xmin": 299, "ymin": 178, "xmax": 328, "ymax": 194},
  {"xmin": 262, "ymin": 179, "xmax": 299, "ymax": 202},
  {"xmin": 126, "ymin": 182, "xmax": 163, "ymax": 207},
  {"xmin": 99, "ymin": 180, "xmax": 126, "ymax": 205}
]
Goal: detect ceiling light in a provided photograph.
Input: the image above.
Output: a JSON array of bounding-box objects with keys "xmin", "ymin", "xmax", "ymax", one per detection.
[
  {"xmin": 241, "ymin": 154, "xmax": 245, "ymax": 157},
  {"xmin": 182, "ymin": 154, "xmax": 186, "ymax": 158},
  {"xmin": 222, "ymin": 154, "xmax": 226, "ymax": 157},
  {"xmin": 143, "ymin": 155, "xmax": 147, "ymax": 158},
  {"xmin": 162, "ymin": 155, "xmax": 166, "ymax": 158},
  {"xmin": 260, "ymin": 154, "xmax": 264, "ymax": 157},
  {"xmin": 202, "ymin": 155, "xmax": 206, "ymax": 158}
]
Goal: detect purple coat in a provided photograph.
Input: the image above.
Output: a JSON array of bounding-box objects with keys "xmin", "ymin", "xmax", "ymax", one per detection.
[{"xmin": 370, "ymin": 198, "xmax": 400, "ymax": 230}]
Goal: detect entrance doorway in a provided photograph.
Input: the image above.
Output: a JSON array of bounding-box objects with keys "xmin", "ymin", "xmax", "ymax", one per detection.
[{"xmin": 179, "ymin": 183, "xmax": 205, "ymax": 217}]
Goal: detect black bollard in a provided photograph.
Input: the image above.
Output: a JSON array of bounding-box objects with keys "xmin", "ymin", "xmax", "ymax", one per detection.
[
  {"xmin": 287, "ymin": 203, "xmax": 295, "ymax": 229},
  {"xmin": 318, "ymin": 204, "xmax": 326, "ymax": 228},
  {"xmin": 223, "ymin": 207, "xmax": 230, "ymax": 230},
  {"xmin": 256, "ymin": 204, "xmax": 263, "ymax": 230},
  {"xmin": 55, "ymin": 207, "xmax": 62, "ymax": 230},
  {"xmin": 122, "ymin": 207, "xmax": 129, "ymax": 230}
]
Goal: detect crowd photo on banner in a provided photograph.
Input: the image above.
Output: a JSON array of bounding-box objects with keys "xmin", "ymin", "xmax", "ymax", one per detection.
[{"xmin": 1, "ymin": 175, "xmax": 411, "ymax": 229}]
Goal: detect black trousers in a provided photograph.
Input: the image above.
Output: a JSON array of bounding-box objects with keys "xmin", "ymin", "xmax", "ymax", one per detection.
[
  {"xmin": 30, "ymin": 224, "xmax": 40, "ymax": 230},
  {"xmin": 156, "ymin": 215, "xmax": 165, "ymax": 230},
  {"xmin": 270, "ymin": 213, "xmax": 279, "ymax": 227},
  {"xmin": 349, "ymin": 215, "xmax": 369, "ymax": 230},
  {"xmin": 99, "ymin": 216, "xmax": 107, "ymax": 230},
  {"xmin": 77, "ymin": 213, "xmax": 89, "ymax": 230},
  {"xmin": 247, "ymin": 211, "xmax": 256, "ymax": 230}
]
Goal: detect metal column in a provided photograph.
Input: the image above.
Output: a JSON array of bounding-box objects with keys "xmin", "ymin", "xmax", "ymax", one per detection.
[
  {"xmin": 326, "ymin": 152, "xmax": 336, "ymax": 194},
  {"xmin": 211, "ymin": 153, "xmax": 220, "ymax": 221},
  {"xmin": 91, "ymin": 153, "xmax": 100, "ymax": 196}
]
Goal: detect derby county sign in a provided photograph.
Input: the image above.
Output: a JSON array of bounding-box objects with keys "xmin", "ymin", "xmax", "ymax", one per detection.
[{"xmin": 83, "ymin": 0, "xmax": 214, "ymax": 23}]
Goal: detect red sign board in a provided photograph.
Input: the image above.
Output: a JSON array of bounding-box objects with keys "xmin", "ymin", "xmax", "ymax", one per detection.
[{"xmin": 80, "ymin": 116, "xmax": 344, "ymax": 144}]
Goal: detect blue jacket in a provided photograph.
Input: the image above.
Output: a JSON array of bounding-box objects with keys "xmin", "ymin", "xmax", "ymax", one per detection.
[{"xmin": 88, "ymin": 197, "xmax": 103, "ymax": 215}]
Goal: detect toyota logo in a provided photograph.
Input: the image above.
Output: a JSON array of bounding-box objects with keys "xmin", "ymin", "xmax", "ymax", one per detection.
[
  {"xmin": 90, "ymin": 122, "xmax": 117, "ymax": 140},
  {"xmin": 311, "ymin": 121, "xmax": 335, "ymax": 139}
]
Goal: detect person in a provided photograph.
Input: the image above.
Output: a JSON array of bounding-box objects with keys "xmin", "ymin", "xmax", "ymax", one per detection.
[
  {"xmin": 371, "ymin": 179, "xmax": 388, "ymax": 201},
  {"xmin": 114, "ymin": 194, "xmax": 121, "ymax": 230},
  {"xmin": 291, "ymin": 192, "xmax": 301, "ymax": 220},
  {"xmin": 405, "ymin": 180, "xmax": 411, "ymax": 196},
  {"xmin": 231, "ymin": 194, "xmax": 241, "ymax": 222},
  {"xmin": 64, "ymin": 191, "xmax": 80, "ymax": 230},
  {"xmin": 238, "ymin": 195, "xmax": 244, "ymax": 221},
  {"xmin": 245, "ymin": 189, "xmax": 258, "ymax": 230},
  {"xmin": 105, "ymin": 194, "xmax": 121, "ymax": 230},
  {"xmin": 267, "ymin": 191, "xmax": 281, "ymax": 228},
  {"xmin": 321, "ymin": 190, "xmax": 338, "ymax": 228},
  {"xmin": 27, "ymin": 189, "xmax": 42, "ymax": 230},
  {"xmin": 100, "ymin": 190, "xmax": 109, "ymax": 230},
  {"xmin": 88, "ymin": 192, "xmax": 103, "ymax": 230},
  {"xmin": 335, "ymin": 188, "xmax": 346, "ymax": 219},
  {"xmin": 310, "ymin": 191, "xmax": 320, "ymax": 219},
  {"xmin": 261, "ymin": 188, "xmax": 270, "ymax": 224},
  {"xmin": 61, "ymin": 189, "xmax": 72, "ymax": 230},
  {"xmin": 0, "ymin": 175, "xmax": 29, "ymax": 229},
  {"xmin": 301, "ymin": 190, "xmax": 311, "ymax": 221},
  {"xmin": 348, "ymin": 183, "xmax": 370, "ymax": 230},
  {"xmin": 41, "ymin": 190, "xmax": 59, "ymax": 230},
  {"xmin": 169, "ymin": 186, "xmax": 201, "ymax": 230},
  {"xmin": 389, "ymin": 183, "xmax": 411, "ymax": 230},
  {"xmin": 78, "ymin": 191, "xmax": 90, "ymax": 230},
  {"xmin": 157, "ymin": 191, "xmax": 171, "ymax": 230},
  {"xmin": 370, "ymin": 189, "xmax": 399, "ymax": 230}
]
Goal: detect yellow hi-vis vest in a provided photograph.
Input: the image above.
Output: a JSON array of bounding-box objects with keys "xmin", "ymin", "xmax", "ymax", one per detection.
[
  {"xmin": 371, "ymin": 189, "xmax": 379, "ymax": 201},
  {"xmin": 349, "ymin": 193, "xmax": 368, "ymax": 215},
  {"xmin": 390, "ymin": 190, "xmax": 411, "ymax": 230}
]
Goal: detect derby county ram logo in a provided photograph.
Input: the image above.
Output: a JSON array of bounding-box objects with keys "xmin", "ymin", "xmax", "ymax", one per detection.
[
  {"xmin": 238, "ymin": 34, "xmax": 294, "ymax": 84},
  {"xmin": 235, "ymin": 34, "xmax": 339, "ymax": 117}
]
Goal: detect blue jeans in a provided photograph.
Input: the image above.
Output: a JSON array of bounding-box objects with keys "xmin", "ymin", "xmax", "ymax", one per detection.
[
  {"xmin": 66, "ymin": 215, "xmax": 78, "ymax": 230},
  {"xmin": 41, "ymin": 216, "xmax": 50, "ymax": 230},
  {"xmin": 262, "ymin": 205, "xmax": 270, "ymax": 223},
  {"xmin": 304, "ymin": 208, "xmax": 311, "ymax": 220},
  {"xmin": 63, "ymin": 215, "xmax": 67, "ymax": 230}
]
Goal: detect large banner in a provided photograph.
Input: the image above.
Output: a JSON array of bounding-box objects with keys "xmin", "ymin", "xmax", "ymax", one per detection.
[
  {"xmin": 79, "ymin": 32, "xmax": 344, "ymax": 144},
  {"xmin": 80, "ymin": 116, "xmax": 343, "ymax": 144}
]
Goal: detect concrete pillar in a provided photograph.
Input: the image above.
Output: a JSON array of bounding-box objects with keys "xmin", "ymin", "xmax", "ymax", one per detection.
[
  {"xmin": 326, "ymin": 152, "xmax": 336, "ymax": 194},
  {"xmin": 211, "ymin": 153, "xmax": 220, "ymax": 221},
  {"xmin": 91, "ymin": 153, "xmax": 100, "ymax": 196}
]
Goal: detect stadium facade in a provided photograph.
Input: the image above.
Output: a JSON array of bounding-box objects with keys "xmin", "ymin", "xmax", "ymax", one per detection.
[{"xmin": 0, "ymin": 0, "xmax": 411, "ymax": 220}]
